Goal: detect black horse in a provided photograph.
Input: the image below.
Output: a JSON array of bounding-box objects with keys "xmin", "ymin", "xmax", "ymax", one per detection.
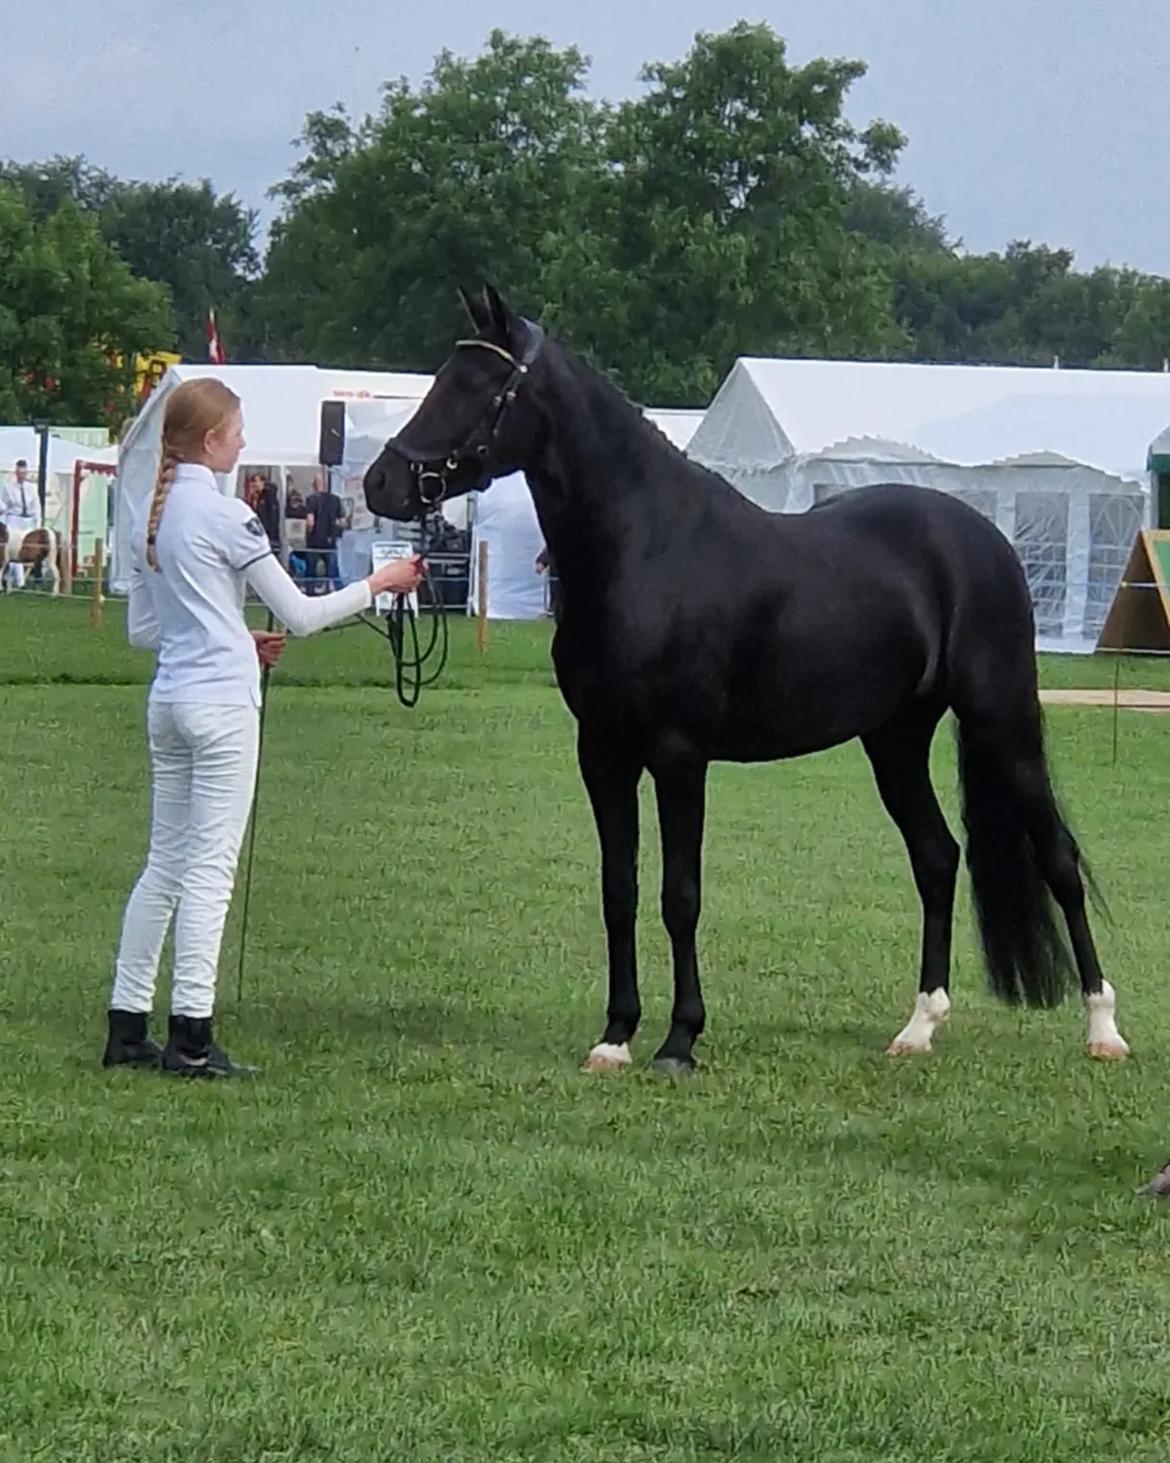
[{"xmin": 364, "ymin": 284, "xmax": 1128, "ymax": 1073}]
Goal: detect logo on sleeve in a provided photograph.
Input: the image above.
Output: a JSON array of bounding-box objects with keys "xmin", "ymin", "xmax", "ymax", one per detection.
[{"xmin": 245, "ymin": 516, "xmax": 266, "ymax": 537}]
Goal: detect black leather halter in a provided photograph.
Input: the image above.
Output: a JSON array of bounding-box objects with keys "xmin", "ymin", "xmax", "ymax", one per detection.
[{"xmin": 385, "ymin": 323, "xmax": 545, "ymax": 506}]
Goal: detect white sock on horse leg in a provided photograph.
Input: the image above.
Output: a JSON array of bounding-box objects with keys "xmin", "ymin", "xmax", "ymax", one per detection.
[
  {"xmin": 1086, "ymin": 980, "xmax": 1129, "ymax": 1059},
  {"xmin": 583, "ymin": 1041, "xmax": 632, "ymax": 1071},
  {"xmin": 887, "ymin": 988, "xmax": 950, "ymax": 1055}
]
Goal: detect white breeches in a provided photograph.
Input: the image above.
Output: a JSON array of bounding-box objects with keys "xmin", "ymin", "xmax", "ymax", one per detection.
[{"xmin": 111, "ymin": 701, "xmax": 260, "ymax": 1019}]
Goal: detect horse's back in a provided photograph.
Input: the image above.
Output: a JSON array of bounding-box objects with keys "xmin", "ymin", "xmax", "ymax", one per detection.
[
  {"xmin": 790, "ymin": 483, "xmax": 1028, "ymax": 627},
  {"xmin": 712, "ymin": 483, "xmax": 1031, "ymax": 756}
]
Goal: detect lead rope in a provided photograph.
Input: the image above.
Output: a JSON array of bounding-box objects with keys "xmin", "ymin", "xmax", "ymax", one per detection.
[
  {"xmin": 354, "ymin": 573, "xmax": 449, "ymax": 708},
  {"xmin": 322, "ymin": 516, "xmax": 451, "ymax": 707}
]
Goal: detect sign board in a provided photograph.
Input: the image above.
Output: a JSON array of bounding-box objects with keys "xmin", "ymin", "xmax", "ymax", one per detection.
[
  {"xmin": 1096, "ymin": 529, "xmax": 1170, "ymax": 652},
  {"xmin": 370, "ymin": 539, "xmax": 419, "ymax": 617}
]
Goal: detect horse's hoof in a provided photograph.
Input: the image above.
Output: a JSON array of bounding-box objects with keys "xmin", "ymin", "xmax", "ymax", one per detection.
[
  {"xmin": 651, "ymin": 1056, "xmax": 695, "ymax": 1077},
  {"xmin": 582, "ymin": 1041, "xmax": 632, "ymax": 1073},
  {"xmin": 886, "ymin": 1038, "xmax": 931, "ymax": 1057},
  {"xmin": 1089, "ymin": 1039, "xmax": 1130, "ymax": 1061}
]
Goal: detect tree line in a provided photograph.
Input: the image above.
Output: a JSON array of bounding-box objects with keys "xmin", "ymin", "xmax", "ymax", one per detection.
[{"xmin": 2, "ymin": 23, "xmax": 1167, "ymax": 426}]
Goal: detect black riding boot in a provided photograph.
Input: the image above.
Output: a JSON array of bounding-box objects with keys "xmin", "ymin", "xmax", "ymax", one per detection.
[
  {"xmin": 160, "ymin": 1015, "xmax": 258, "ymax": 1079},
  {"xmin": 102, "ymin": 1010, "xmax": 163, "ymax": 1069}
]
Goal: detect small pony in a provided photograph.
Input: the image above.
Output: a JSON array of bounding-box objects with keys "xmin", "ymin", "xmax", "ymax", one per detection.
[{"xmin": 0, "ymin": 525, "xmax": 61, "ymax": 594}]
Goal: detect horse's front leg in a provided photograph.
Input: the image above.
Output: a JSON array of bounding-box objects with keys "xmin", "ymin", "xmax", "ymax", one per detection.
[
  {"xmin": 578, "ymin": 723, "xmax": 643, "ymax": 1072},
  {"xmin": 649, "ymin": 758, "xmax": 708, "ymax": 1074}
]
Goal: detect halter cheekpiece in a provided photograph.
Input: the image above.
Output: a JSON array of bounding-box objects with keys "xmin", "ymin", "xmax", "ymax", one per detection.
[{"xmin": 386, "ymin": 322, "xmax": 545, "ymax": 506}]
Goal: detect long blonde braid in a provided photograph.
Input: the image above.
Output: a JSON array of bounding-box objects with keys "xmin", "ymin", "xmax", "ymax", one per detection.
[
  {"xmin": 145, "ymin": 446, "xmax": 178, "ymax": 571},
  {"xmin": 143, "ymin": 377, "xmax": 242, "ymax": 572}
]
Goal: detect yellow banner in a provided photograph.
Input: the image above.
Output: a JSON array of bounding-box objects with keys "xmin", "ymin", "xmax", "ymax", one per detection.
[{"xmin": 133, "ymin": 351, "xmax": 181, "ymax": 402}]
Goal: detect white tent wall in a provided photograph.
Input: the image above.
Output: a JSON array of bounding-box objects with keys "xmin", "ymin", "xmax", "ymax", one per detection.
[
  {"xmin": 704, "ymin": 358, "xmax": 1170, "ymax": 473},
  {"xmin": 468, "ymin": 472, "xmax": 548, "ymax": 619},
  {"xmin": 685, "ymin": 361, "xmax": 795, "ymax": 499},
  {"xmin": 647, "ymin": 408, "xmax": 707, "ymax": 451},
  {"xmin": 111, "ymin": 365, "xmax": 432, "ymax": 592},
  {"xmin": 687, "ymin": 357, "xmax": 1170, "ymax": 654}
]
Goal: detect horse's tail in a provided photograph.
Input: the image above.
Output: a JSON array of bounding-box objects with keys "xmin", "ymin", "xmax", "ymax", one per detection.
[{"xmin": 955, "ymin": 716, "xmax": 1073, "ymax": 1009}]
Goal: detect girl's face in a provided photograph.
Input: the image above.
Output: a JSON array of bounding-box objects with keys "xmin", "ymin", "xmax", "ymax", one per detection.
[{"xmin": 202, "ymin": 409, "xmax": 246, "ymax": 474}]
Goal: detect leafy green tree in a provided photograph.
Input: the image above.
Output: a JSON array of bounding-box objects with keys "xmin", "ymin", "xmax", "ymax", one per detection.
[
  {"xmin": 550, "ymin": 23, "xmax": 910, "ymax": 400},
  {"xmin": 258, "ymin": 25, "xmax": 911, "ymax": 402},
  {"xmin": 1, "ymin": 155, "xmax": 257, "ymax": 360},
  {"xmin": 845, "ymin": 180, "xmax": 952, "ymax": 256},
  {"xmin": 101, "ymin": 179, "xmax": 259, "ymax": 358},
  {"xmin": 0, "ymin": 154, "xmax": 119, "ymax": 217},
  {"xmin": 259, "ymin": 32, "xmax": 606, "ymax": 369},
  {"xmin": 1108, "ymin": 275, "xmax": 1170, "ymax": 368},
  {"xmin": 0, "ymin": 185, "xmax": 172, "ymax": 424}
]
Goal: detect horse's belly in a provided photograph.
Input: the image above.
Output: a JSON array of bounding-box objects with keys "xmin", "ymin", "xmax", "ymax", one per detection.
[{"xmin": 704, "ymin": 657, "xmax": 920, "ymax": 762}]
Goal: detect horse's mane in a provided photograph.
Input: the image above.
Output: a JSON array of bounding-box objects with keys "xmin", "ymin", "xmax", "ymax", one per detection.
[
  {"xmin": 552, "ymin": 341, "xmax": 686, "ymax": 456},
  {"xmin": 550, "ymin": 337, "xmax": 744, "ymax": 503}
]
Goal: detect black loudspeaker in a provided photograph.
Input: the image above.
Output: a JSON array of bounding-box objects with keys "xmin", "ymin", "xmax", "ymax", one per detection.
[{"xmin": 318, "ymin": 401, "xmax": 345, "ymax": 466}]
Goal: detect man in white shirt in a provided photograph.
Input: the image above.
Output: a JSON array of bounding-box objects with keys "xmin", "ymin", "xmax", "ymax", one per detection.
[{"xmin": 2, "ymin": 459, "xmax": 41, "ymax": 589}]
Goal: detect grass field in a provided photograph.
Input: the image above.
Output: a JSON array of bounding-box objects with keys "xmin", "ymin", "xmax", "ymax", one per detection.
[{"xmin": 5, "ymin": 594, "xmax": 1170, "ymax": 1461}]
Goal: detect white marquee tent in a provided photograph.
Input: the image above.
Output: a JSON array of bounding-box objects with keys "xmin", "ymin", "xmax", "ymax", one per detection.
[
  {"xmin": 111, "ymin": 364, "xmax": 432, "ymax": 592},
  {"xmin": 687, "ymin": 358, "xmax": 1170, "ymax": 653},
  {"xmin": 0, "ymin": 426, "xmax": 118, "ymax": 477}
]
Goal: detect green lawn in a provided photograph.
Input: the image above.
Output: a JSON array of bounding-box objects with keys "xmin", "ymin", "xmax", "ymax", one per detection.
[{"xmin": 5, "ymin": 596, "xmax": 1170, "ymax": 1461}]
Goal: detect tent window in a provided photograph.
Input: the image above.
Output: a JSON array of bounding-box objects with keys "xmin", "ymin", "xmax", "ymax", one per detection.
[
  {"xmin": 1013, "ymin": 491, "xmax": 1068, "ymax": 637},
  {"xmin": 1083, "ymin": 493, "xmax": 1145, "ymax": 639},
  {"xmin": 953, "ymin": 488, "xmax": 997, "ymax": 521}
]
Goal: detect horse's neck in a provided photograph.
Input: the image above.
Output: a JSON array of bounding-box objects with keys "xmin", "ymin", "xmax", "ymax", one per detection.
[{"xmin": 521, "ymin": 347, "xmax": 673, "ymax": 585}]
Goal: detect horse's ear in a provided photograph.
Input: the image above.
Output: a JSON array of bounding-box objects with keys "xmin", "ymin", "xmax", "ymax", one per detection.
[
  {"xmin": 457, "ymin": 286, "xmax": 491, "ymax": 333},
  {"xmin": 483, "ymin": 282, "xmax": 513, "ymax": 337}
]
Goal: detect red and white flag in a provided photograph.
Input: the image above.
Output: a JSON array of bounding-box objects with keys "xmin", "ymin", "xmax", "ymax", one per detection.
[{"xmin": 207, "ymin": 308, "xmax": 226, "ymax": 365}]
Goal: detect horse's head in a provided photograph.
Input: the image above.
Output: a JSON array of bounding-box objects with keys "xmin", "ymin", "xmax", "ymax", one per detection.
[{"xmin": 363, "ymin": 283, "xmax": 546, "ymax": 522}]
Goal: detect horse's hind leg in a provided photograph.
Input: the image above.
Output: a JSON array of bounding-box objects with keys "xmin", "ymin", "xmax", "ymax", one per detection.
[
  {"xmin": 862, "ymin": 705, "xmax": 959, "ymax": 1055},
  {"xmin": 981, "ymin": 718, "xmax": 1128, "ymax": 1059}
]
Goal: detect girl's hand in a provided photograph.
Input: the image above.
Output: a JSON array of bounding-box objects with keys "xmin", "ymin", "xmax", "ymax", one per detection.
[
  {"xmin": 252, "ymin": 630, "xmax": 287, "ymax": 668},
  {"xmin": 368, "ymin": 556, "xmax": 425, "ymax": 597}
]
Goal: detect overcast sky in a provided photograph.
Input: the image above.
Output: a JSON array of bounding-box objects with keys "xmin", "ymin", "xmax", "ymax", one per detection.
[{"xmin": 4, "ymin": 0, "xmax": 1166, "ymax": 274}]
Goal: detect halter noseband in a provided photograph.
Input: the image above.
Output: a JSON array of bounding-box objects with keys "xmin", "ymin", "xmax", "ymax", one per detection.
[{"xmin": 388, "ymin": 322, "xmax": 545, "ymax": 508}]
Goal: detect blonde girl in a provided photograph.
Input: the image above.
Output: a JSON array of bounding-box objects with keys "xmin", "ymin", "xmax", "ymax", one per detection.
[{"xmin": 104, "ymin": 378, "xmax": 422, "ymax": 1077}]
